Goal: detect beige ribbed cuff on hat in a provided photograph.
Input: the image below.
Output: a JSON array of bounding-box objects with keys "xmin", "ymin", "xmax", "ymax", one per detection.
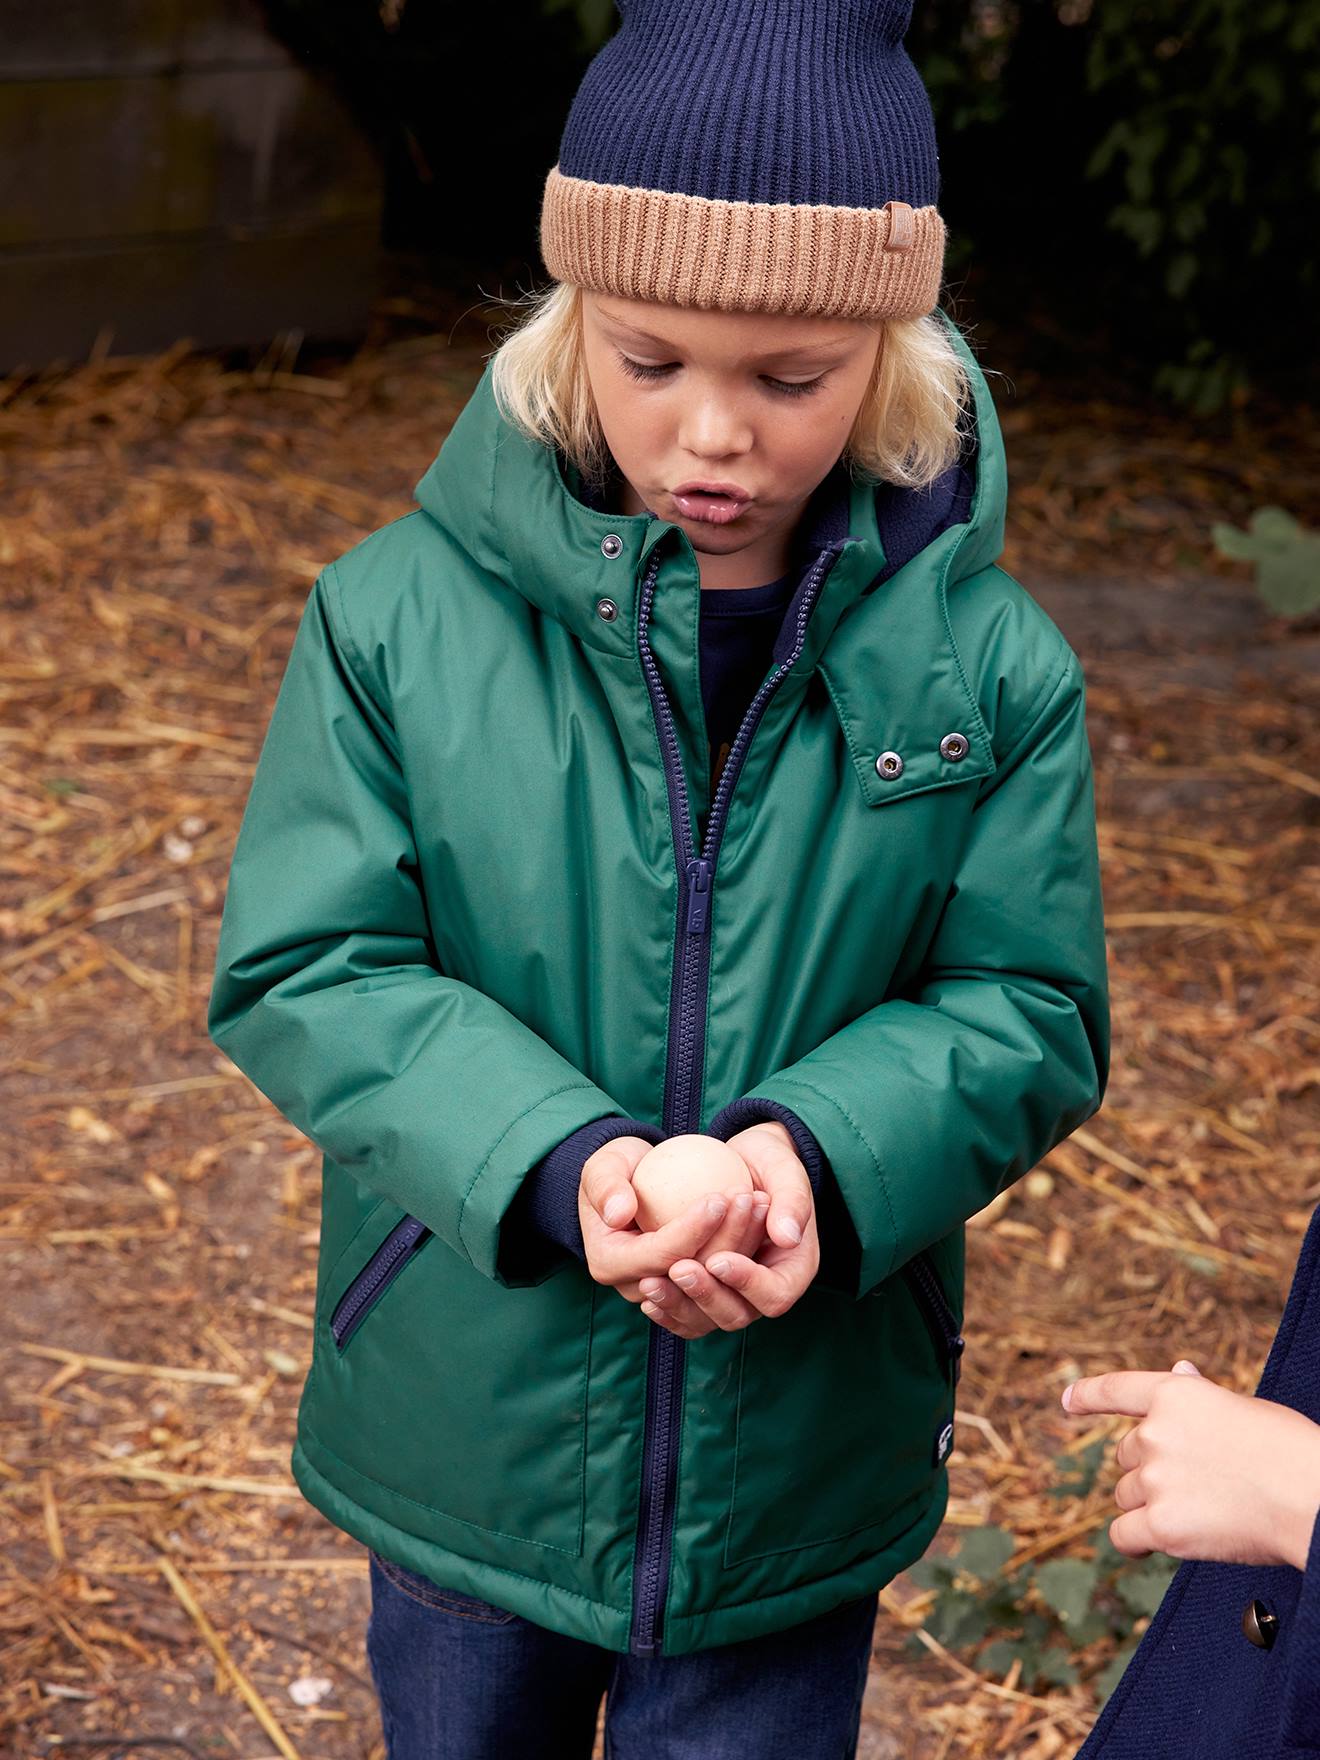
[{"xmin": 539, "ymin": 163, "xmax": 946, "ymax": 321}]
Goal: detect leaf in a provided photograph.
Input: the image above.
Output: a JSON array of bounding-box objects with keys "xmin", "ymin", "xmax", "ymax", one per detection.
[
  {"xmin": 953, "ymin": 1525, "xmax": 1018, "ymax": 1582},
  {"xmin": 905, "ymin": 1556, "xmax": 956, "ymax": 1590},
  {"xmin": 928, "ymin": 1592, "xmax": 993, "ymax": 1649},
  {"xmin": 1049, "ymin": 1437, "xmax": 1107, "ymax": 1498},
  {"xmin": 1072, "ymin": 1608, "xmax": 1112, "ymax": 1647},
  {"xmin": 1034, "ymin": 1644, "xmax": 1081, "ymax": 1687},
  {"xmin": 979, "ymin": 1637, "xmax": 1027, "ymax": 1678},
  {"xmin": 1034, "ymin": 1559, "xmax": 1101, "ymax": 1628},
  {"xmin": 1115, "ymin": 1556, "xmax": 1179, "ymax": 1617},
  {"xmin": 1095, "ymin": 1639, "xmax": 1141, "ymax": 1705}
]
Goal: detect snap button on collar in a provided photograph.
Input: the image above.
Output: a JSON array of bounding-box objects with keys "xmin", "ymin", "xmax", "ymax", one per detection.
[
  {"xmin": 876, "ymin": 751, "xmax": 904, "ymax": 780},
  {"xmin": 940, "ymin": 732, "xmax": 970, "ymax": 762},
  {"xmin": 601, "ymin": 533, "xmax": 623, "ymax": 558},
  {"xmin": 596, "ymin": 598, "xmax": 619, "ymax": 622}
]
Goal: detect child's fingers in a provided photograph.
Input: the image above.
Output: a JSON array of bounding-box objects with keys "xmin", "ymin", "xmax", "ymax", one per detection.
[
  {"xmin": 586, "ymin": 1193, "xmax": 730, "ymax": 1286},
  {"xmin": 1107, "ymin": 1509, "xmax": 1156, "ymax": 1559},
  {"xmin": 700, "ymin": 1241, "xmax": 813, "ymax": 1319},
  {"xmin": 648, "ymin": 1258, "xmax": 762, "ymax": 1333},
  {"xmin": 579, "ymin": 1139, "xmax": 644, "ymax": 1229},
  {"xmin": 1061, "ymin": 1370, "xmax": 1176, "ymax": 1417},
  {"xmin": 694, "ymin": 1190, "xmax": 767, "ymax": 1262}
]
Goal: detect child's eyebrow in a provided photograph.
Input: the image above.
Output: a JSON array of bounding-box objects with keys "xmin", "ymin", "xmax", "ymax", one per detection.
[{"xmin": 597, "ymin": 310, "xmax": 856, "ymax": 363}]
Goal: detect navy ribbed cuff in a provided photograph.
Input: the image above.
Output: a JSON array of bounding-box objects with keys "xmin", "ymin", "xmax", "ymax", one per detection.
[
  {"xmin": 499, "ymin": 1115, "xmax": 665, "ymax": 1279},
  {"xmin": 705, "ymin": 1096, "xmax": 826, "ymax": 1195}
]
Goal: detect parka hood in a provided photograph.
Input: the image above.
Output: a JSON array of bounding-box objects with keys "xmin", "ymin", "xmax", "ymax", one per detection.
[{"xmin": 414, "ymin": 307, "xmax": 1006, "ymax": 647}]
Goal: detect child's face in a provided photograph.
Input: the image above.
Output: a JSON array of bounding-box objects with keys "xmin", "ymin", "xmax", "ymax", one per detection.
[{"xmin": 580, "ymin": 292, "xmax": 880, "ymax": 563}]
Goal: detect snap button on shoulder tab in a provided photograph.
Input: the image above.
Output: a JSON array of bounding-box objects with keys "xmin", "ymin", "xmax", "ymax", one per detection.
[
  {"xmin": 876, "ymin": 751, "xmax": 904, "ymax": 780},
  {"xmin": 596, "ymin": 598, "xmax": 619, "ymax": 622},
  {"xmin": 1242, "ymin": 1599, "xmax": 1279, "ymax": 1649},
  {"xmin": 939, "ymin": 732, "xmax": 970, "ymax": 762},
  {"xmin": 601, "ymin": 534, "xmax": 623, "ymax": 559}
]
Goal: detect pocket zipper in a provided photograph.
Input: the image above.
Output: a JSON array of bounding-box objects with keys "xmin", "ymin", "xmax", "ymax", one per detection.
[
  {"xmin": 903, "ymin": 1249, "xmax": 965, "ymax": 1387},
  {"xmin": 330, "ymin": 1214, "xmax": 430, "ymax": 1349}
]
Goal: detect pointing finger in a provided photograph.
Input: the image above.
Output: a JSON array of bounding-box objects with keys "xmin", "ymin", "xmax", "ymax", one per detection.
[{"xmin": 1062, "ymin": 1371, "xmax": 1176, "ymax": 1419}]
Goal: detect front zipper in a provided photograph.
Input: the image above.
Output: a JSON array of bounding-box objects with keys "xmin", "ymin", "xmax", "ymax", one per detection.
[
  {"xmin": 330, "ymin": 1214, "xmax": 431, "ymax": 1350},
  {"xmin": 627, "ymin": 534, "xmax": 849, "ymax": 1657}
]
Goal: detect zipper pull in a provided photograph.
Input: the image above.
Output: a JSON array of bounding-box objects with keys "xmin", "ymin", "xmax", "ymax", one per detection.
[{"xmin": 685, "ymin": 858, "xmax": 712, "ymax": 936}]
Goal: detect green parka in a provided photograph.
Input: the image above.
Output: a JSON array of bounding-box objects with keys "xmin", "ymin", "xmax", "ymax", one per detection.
[{"xmin": 207, "ymin": 310, "xmax": 1109, "ymax": 1656}]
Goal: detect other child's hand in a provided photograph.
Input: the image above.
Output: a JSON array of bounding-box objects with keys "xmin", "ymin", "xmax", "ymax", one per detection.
[{"xmin": 1062, "ymin": 1359, "xmax": 1320, "ymax": 1570}]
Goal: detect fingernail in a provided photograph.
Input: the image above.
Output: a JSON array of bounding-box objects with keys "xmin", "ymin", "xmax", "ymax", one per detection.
[
  {"xmin": 604, "ymin": 1194, "xmax": 630, "ymax": 1226},
  {"xmin": 640, "ymin": 1301, "xmax": 658, "ymax": 1317},
  {"xmin": 733, "ymin": 1193, "xmax": 752, "ymax": 1213},
  {"xmin": 780, "ymin": 1217, "xmax": 802, "ymax": 1244},
  {"xmin": 1061, "ymin": 1383, "xmax": 1074, "ymax": 1410},
  {"xmin": 673, "ymin": 1271, "xmax": 697, "ymax": 1290},
  {"xmin": 705, "ymin": 1195, "xmax": 727, "ymax": 1218},
  {"xmin": 708, "ymin": 1257, "xmax": 730, "ymax": 1277}
]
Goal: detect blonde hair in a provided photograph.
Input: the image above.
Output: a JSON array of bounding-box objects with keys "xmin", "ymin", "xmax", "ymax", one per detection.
[{"xmin": 486, "ymin": 279, "xmax": 973, "ymax": 495}]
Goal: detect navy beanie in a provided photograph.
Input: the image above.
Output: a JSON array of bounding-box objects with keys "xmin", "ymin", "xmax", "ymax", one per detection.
[{"xmin": 539, "ymin": 0, "xmax": 946, "ymax": 320}]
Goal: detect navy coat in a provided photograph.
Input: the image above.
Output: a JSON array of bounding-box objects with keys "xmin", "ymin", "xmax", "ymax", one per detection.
[{"xmin": 1073, "ymin": 1200, "xmax": 1320, "ymax": 1757}]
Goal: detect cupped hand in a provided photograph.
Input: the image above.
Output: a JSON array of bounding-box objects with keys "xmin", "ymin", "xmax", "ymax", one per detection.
[
  {"xmin": 666, "ymin": 1121, "xmax": 820, "ymax": 1328},
  {"xmin": 579, "ymin": 1133, "xmax": 773, "ymax": 1338},
  {"xmin": 578, "ymin": 1136, "xmax": 763, "ymax": 1324},
  {"xmin": 1062, "ymin": 1359, "xmax": 1320, "ymax": 1570}
]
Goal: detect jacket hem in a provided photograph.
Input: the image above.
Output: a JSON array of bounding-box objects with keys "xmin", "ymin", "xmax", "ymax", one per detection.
[{"xmin": 292, "ymin": 1422, "xmax": 950, "ymax": 1657}]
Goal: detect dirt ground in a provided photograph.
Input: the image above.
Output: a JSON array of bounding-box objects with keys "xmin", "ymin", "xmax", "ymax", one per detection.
[{"xmin": 2, "ymin": 308, "xmax": 1317, "ymax": 1759}]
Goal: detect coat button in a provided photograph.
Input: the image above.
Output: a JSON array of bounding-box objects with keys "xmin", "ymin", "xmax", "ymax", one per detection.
[
  {"xmin": 939, "ymin": 732, "xmax": 969, "ymax": 762},
  {"xmin": 596, "ymin": 598, "xmax": 619, "ymax": 622},
  {"xmin": 875, "ymin": 751, "xmax": 904, "ymax": 780},
  {"xmin": 601, "ymin": 534, "xmax": 623, "ymax": 558},
  {"xmin": 1242, "ymin": 1599, "xmax": 1279, "ymax": 1649}
]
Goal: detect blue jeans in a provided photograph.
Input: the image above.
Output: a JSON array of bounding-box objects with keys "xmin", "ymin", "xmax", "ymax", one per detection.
[{"xmin": 366, "ymin": 1548, "xmax": 879, "ymax": 1759}]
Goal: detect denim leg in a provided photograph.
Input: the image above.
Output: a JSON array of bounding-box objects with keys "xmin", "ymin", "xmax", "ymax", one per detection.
[
  {"xmin": 366, "ymin": 1549, "xmax": 612, "ymax": 1760},
  {"xmin": 603, "ymin": 1592, "xmax": 880, "ymax": 1760}
]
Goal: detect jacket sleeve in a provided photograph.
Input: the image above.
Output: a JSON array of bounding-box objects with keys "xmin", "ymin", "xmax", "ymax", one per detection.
[
  {"xmin": 497, "ymin": 1114, "xmax": 666, "ymax": 1281},
  {"xmin": 708, "ymin": 648, "xmax": 1110, "ymax": 1301},
  {"xmin": 207, "ymin": 566, "xmax": 659, "ymax": 1289}
]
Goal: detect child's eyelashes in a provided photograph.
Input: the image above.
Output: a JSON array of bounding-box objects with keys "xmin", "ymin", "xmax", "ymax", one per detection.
[{"xmin": 615, "ymin": 353, "xmax": 824, "ymax": 399}]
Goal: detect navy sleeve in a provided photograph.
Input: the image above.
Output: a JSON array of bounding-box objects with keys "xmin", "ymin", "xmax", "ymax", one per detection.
[
  {"xmin": 1279, "ymin": 1501, "xmax": 1320, "ymax": 1745},
  {"xmin": 707, "ymin": 1095, "xmax": 825, "ymax": 1194},
  {"xmin": 497, "ymin": 1115, "xmax": 666, "ymax": 1281}
]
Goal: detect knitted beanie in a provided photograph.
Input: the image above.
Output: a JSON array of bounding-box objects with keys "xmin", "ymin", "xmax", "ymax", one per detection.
[{"xmin": 538, "ymin": 0, "xmax": 946, "ymax": 322}]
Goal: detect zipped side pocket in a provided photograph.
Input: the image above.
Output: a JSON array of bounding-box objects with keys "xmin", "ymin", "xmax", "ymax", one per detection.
[
  {"xmin": 330, "ymin": 1214, "xmax": 431, "ymax": 1350},
  {"xmin": 902, "ymin": 1248, "xmax": 965, "ymax": 1388},
  {"xmin": 902, "ymin": 1248, "xmax": 964, "ymax": 1469}
]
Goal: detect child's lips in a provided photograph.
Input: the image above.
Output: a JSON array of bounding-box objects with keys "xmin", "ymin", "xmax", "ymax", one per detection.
[{"xmin": 671, "ymin": 490, "xmax": 754, "ymax": 526}]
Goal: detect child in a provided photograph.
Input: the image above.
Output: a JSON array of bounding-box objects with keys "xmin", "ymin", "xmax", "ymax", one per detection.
[
  {"xmin": 207, "ymin": 1, "xmax": 1109, "ymax": 1753},
  {"xmin": 1059, "ymin": 1201, "xmax": 1320, "ymax": 1757}
]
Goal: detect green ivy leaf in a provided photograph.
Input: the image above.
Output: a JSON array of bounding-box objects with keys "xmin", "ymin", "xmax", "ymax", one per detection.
[
  {"xmin": 905, "ymin": 1556, "xmax": 956, "ymax": 1591},
  {"xmin": 1034, "ymin": 1559, "xmax": 1101, "ymax": 1629},
  {"xmin": 1211, "ymin": 506, "xmax": 1320, "ymax": 616},
  {"xmin": 1048, "ymin": 1437, "xmax": 1107, "ymax": 1499},
  {"xmin": 929, "ymin": 1593, "xmax": 993, "ymax": 1649},
  {"xmin": 1034, "ymin": 1644, "xmax": 1081, "ymax": 1688},
  {"xmin": 953, "ymin": 1526, "xmax": 1018, "ymax": 1582},
  {"xmin": 979, "ymin": 1637, "xmax": 1027, "ymax": 1678},
  {"xmin": 1095, "ymin": 1639, "xmax": 1141, "ymax": 1705},
  {"xmin": 1115, "ymin": 1556, "xmax": 1179, "ymax": 1617}
]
